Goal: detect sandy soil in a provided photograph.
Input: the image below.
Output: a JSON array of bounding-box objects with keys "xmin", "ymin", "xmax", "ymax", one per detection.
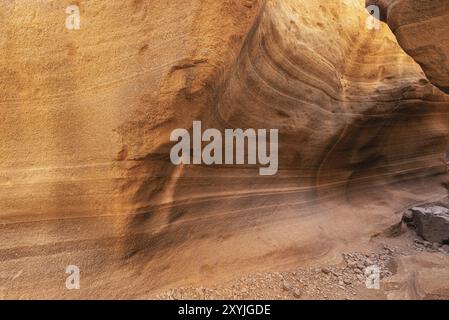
[{"xmin": 151, "ymin": 226, "xmax": 449, "ymax": 300}]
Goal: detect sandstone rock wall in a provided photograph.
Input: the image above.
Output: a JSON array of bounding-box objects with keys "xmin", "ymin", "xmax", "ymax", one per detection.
[
  {"xmin": 367, "ymin": 0, "xmax": 449, "ymax": 94},
  {"xmin": 0, "ymin": 0, "xmax": 448, "ymax": 298}
]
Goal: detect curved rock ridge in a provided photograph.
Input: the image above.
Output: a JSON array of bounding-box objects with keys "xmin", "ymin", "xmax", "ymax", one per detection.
[
  {"xmin": 367, "ymin": 0, "xmax": 449, "ymax": 94},
  {"xmin": 0, "ymin": 0, "xmax": 448, "ymax": 298}
]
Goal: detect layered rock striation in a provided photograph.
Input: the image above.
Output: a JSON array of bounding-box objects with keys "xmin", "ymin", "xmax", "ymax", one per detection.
[
  {"xmin": 0, "ymin": 0, "xmax": 448, "ymax": 298},
  {"xmin": 367, "ymin": 0, "xmax": 449, "ymax": 94}
]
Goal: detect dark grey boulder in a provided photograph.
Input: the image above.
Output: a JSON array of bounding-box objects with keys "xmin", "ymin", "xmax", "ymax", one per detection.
[
  {"xmin": 410, "ymin": 206, "xmax": 449, "ymax": 244},
  {"xmin": 402, "ymin": 209, "xmax": 414, "ymax": 224}
]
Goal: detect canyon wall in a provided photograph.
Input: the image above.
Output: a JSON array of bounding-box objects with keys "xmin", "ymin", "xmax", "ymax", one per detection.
[
  {"xmin": 367, "ymin": 0, "xmax": 449, "ymax": 94},
  {"xmin": 0, "ymin": 0, "xmax": 448, "ymax": 298}
]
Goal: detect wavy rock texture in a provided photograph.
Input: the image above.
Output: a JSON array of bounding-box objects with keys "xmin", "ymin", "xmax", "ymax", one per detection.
[
  {"xmin": 367, "ymin": 0, "xmax": 449, "ymax": 94},
  {"xmin": 0, "ymin": 0, "xmax": 448, "ymax": 298}
]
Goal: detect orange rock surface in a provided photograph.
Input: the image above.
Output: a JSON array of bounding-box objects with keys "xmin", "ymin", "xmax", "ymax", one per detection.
[{"xmin": 0, "ymin": 0, "xmax": 448, "ymax": 298}]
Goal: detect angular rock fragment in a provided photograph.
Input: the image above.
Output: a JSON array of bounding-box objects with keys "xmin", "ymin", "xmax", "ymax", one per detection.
[
  {"xmin": 402, "ymin": 210, "xmax": 414, "ymax": 225},
  {"xmin": 410, "ymin": 206, "xmax": 449, "ymax": 244}
]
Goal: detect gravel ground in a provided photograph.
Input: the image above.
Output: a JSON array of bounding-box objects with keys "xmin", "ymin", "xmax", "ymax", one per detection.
[{"xmin": 153, "ymin": 244, "xmax": 403, "ymax": 300}]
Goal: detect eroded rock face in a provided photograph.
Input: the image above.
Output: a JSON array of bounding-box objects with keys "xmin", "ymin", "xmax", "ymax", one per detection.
[
  {"xmin": 0, "ymin": 0, "xmax": 448, "ymax": 298},
  {"xmin": 367, "ymin": 0, "xmax": 449, "ymax": 94}
]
